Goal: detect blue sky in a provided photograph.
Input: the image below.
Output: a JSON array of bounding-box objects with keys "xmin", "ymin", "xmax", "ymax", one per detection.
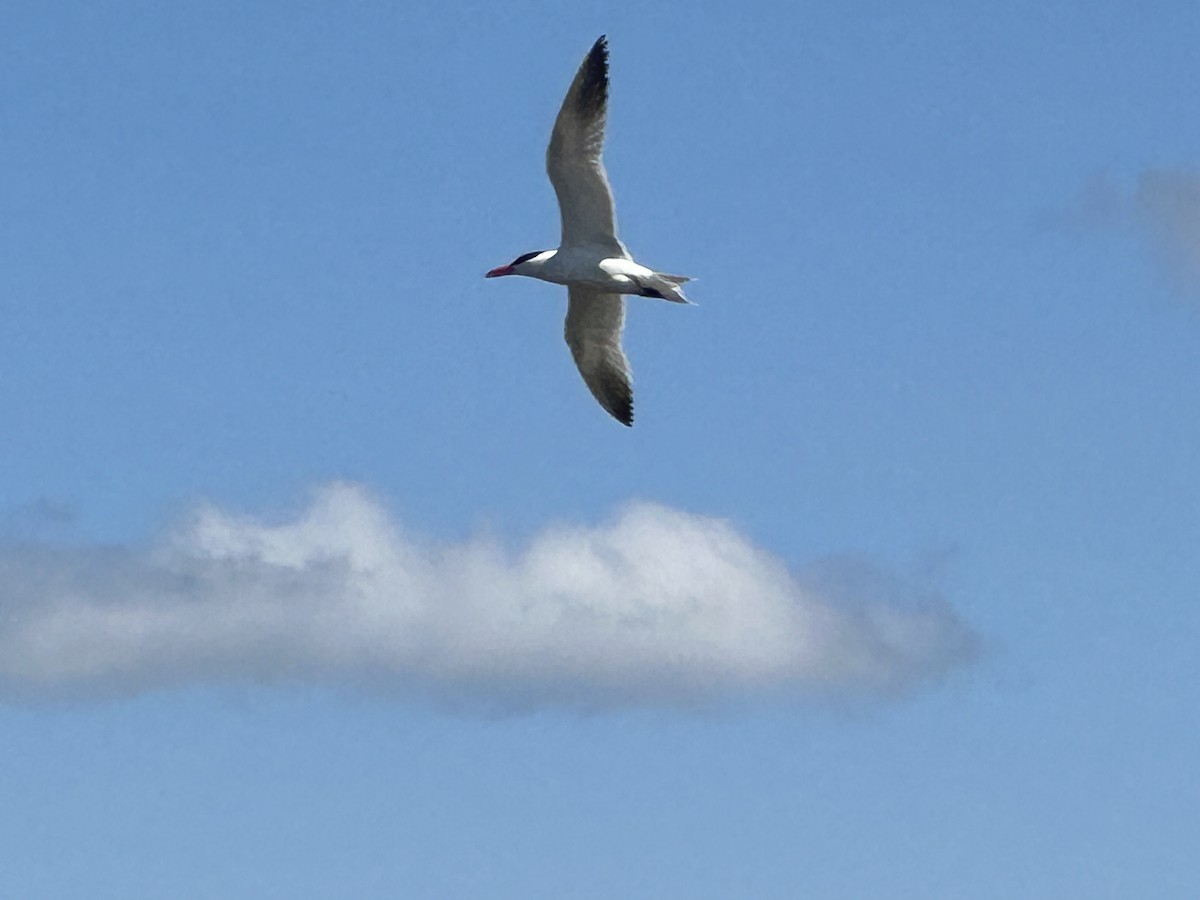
[{"xmin": 2, "ymin": 1, "xmax": 1199, "ymax": 896}]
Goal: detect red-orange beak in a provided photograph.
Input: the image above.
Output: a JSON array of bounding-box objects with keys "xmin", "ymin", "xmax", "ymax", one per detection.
[{"xmin": 485, "ymin": 265, "xmax": 514, "ymax": 278}]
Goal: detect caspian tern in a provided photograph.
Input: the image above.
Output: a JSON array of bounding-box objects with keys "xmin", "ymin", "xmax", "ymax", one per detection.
[{"xmin": 486, "ymin": 35, "xmax": 692, "ymax": 427}]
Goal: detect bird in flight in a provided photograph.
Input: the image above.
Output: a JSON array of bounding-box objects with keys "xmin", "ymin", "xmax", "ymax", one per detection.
[{"xmin": 486, "ymin": 35, "xmax": 692, "ymax": 427}]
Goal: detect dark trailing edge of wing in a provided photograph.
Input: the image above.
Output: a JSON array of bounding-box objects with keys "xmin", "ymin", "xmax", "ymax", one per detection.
[{"xmin": 575, "ymin": 35, "xmax": 608, "ymax": 119}]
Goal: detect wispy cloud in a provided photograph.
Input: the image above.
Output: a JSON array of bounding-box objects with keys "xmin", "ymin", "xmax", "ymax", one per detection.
[
  {"xmin": 0, "ymin": 497, "xmax": 76, "ymax": 536},
  {"xmin": 1059, "ymin": 168, "xmax": 1200, "ymax": 300},
  {"xmin": 0, "ymin": 483, "xmax": 977, "ymax": 709}
]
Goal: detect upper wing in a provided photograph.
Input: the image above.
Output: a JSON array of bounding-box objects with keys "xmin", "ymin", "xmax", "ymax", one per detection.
[
  {"xmin": 546, "ymin": 36, "xmax": 627, "ymax": 257},
  {"xmin": 564, "ymin": 286, "xmax": 633, "ymax": 426}
]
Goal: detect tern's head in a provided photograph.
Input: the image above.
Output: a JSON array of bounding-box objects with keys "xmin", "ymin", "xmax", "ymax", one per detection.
[{"xmin": 485, "ymin": 250, "xmax": 554, "ymax": 278}]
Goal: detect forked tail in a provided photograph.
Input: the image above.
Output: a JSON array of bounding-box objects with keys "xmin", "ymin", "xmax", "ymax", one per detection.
[{"xmin": 637, "ymin": 271, "xmax": 695, "ymax": 304}]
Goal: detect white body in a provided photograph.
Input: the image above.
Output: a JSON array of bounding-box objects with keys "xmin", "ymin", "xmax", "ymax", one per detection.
[{"xmin": 514, "ymin": 249, "xmax": 665, "ymax": 295}]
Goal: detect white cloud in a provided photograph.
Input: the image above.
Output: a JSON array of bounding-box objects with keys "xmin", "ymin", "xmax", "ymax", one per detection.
[
  {"xmin": 0, "ymin": 483, "xmax": 977, "ymax": 709},
  {"xmin": 1061, "ymin": 168, "xmax": 1200, "ymax": 299}
]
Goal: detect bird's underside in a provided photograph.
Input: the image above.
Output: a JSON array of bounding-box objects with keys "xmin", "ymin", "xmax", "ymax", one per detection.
[{"xmin": 488, "ymin": 35, "xmax": 692, "ymax": 426}]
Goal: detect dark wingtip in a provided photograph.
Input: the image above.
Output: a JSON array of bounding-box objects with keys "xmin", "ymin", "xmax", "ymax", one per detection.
[
  {"xmin": 575, "ymin": 35, "xmax": 609, "ymax": 115},
  {"xmin": 613, "ymin": 394, "xmax": 633, "ymax": 427}
]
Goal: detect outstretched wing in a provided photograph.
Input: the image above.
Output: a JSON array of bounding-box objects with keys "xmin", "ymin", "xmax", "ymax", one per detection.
[
  {"xmin": 564, "ymin": 286, "xmax": 633, "ymax": 426},
  {"xmin": 546, "ymin": 36, "xmax": 627, "ymax": 257}
]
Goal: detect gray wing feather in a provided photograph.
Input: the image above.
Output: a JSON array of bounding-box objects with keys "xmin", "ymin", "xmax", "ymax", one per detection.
[
  {"xmin": 546, "ymin": 36, "xmax": 628, "ymax": 257},
  {"xmin": 564, "ymin": 286, "xmax": 633, "ymax": 426}
]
